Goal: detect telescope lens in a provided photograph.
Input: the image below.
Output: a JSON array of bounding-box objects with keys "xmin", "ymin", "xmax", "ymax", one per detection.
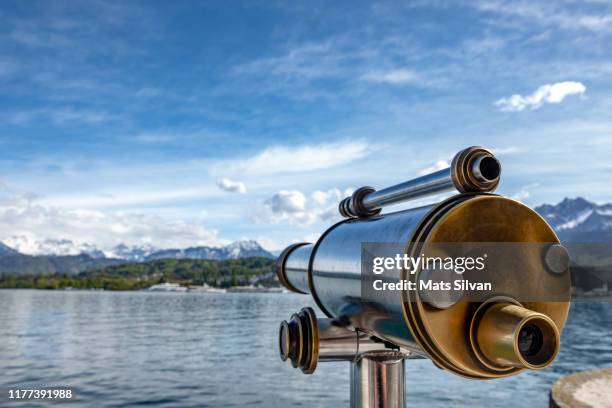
[
  {"xmin": 279, "ymin": 321, "xmax": 290, "ymax": 361},
  {"xmin": 518, "ymin": 324, "xmax": 544, "ymax": 358},
  {"xmin": 478, "ymin": 156, "xmax": 501, "ymax": 181}
]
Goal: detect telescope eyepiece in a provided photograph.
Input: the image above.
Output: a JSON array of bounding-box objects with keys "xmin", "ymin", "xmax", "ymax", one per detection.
[
  {"xmin": 516, "ymin": 316, "xmax": 559, "ymax": 367},
  {"xmin": 518, "ymin": 323, "xmax": 543, "ymax": 358},
  {"xmin": 471, "ymin": 301, "xmax": 560, "ymax": 371}
]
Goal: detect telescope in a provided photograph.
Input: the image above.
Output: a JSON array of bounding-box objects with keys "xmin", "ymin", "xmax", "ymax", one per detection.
[{"xmin": 275, "ymin": 147, "xmax": 571, "ymax": 407}]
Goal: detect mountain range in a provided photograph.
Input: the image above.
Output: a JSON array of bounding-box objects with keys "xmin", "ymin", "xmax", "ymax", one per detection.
[
  {"xmin": 0, "ymin": 243, "xmax": 124, "ymax": 276},
  {"xmin": 2, "ymin": 237, "xmax": 273, "ymax": 261},
  {"xmin": 534, "ymin": 197, "xmax": 612, "ymax": 242},
  {"xmin": 0, "ymin": 240, "xmax": 274, "ymax": 276}
]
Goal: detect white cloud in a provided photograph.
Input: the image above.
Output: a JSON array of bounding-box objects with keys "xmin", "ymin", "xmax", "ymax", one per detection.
[
  {"xmin": 233, "ymin": 41, "xmax": 340, "ymax": 80},
  {"xmin": 44, "ymin": 189, "xmax": 208, "ymax": 209},
  {"xmin": 418, "ymin": 160, "xmax": 450, "ymax": 176},
  {"xmin": 257, "ymin": 188, "xmax": 352, "ymax": 225},
  {"xmin": 3, "ymin": 107, "xmax": 119, "ymax": 126},
  {"xmin": 216, "ymin": 178, "xmax": 247, "ymax": 194},
  {"xmin": 511, "ymin": 183, "xmax": 540, "ymax": 201},
  {"xmin": 262, "ymin": 197, "xmax": 315, "ymax": 224},
  {"xmin": 361, "ymin": 69, "xmax": 419, "ymax": 84},
  {"xmin": 512, "ymin": 188, "xmax": 530, "ymax": 201},
  {"xmin": 133, "ymin": 132, "xmax": 177, "ymax": 143},
  {"xmin": 473, "ymin": 0, "xmax": 612, "ymax": 33},
  {"xmin": 495, "ymin": 81, "xmax": 586, "ymax": 112},
  {"xmin": 0, "ymin": 192, "xmax": 222, "ymax": 253},
  {"xmin": 310, "ymin": 188, "xmax": 352, "ymax": 209},
  {"xmin": 221, "ymin": 140, "xmax": 371, "ymax": 175},
  {"xmin": 49, "ymin": 108, "xmax": 113, "ymax": 124},
  {"xmin": 229, "ymin": 34, "xmax": 432, "ymax": 100},
  {"xmin": 491, "ymin": 146, "xmax": 521, "ymax": 155},
  {"xmin": 311, "ymin": 190, "xmax": 330, "ymax": 205},
  {"xmin": 266, "ymin": 190, "xmax": 306, "ymax": 214}
]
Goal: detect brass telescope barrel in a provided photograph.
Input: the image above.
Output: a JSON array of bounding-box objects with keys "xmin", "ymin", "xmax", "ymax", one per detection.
[{"xmin": 339, "ymin": 146, "xmax": 501, "ymax": 218}]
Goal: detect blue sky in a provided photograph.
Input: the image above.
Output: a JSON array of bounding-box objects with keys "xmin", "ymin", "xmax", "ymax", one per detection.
[{"xmin": 1, "ymin": 0, "xmax": 612, "ymax": 254}]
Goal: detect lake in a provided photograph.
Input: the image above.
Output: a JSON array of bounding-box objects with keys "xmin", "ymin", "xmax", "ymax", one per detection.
[{"xmin": 0, "ymin": 290, "xmax": 610, "ymax": 407}]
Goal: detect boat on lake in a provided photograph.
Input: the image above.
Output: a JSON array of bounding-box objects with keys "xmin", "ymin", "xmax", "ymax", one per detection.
[
  {"xmin": 228, "ymin": 285, "xmax": 284, "ymax": 293},
  {"xmin": 188, "ymin": 283, "xmax": 227, "ymax": 293},
  {"xmin": 147, "ymin": 282, "xmax": 188, "ymax": 292}
]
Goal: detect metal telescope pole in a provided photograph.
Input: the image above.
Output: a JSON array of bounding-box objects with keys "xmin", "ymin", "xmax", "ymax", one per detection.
[{"xmin": 351, "ymin": 351, "xmax": 407, "ymax": 408}]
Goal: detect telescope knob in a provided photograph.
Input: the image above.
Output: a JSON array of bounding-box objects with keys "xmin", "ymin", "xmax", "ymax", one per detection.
[
  {"xmin": 544, "ymin": 244, "xmax": 570, "ymax": 275},
  {"xmin": 339, "ymin": 186, "xmax": 382, "ymax": 218}
]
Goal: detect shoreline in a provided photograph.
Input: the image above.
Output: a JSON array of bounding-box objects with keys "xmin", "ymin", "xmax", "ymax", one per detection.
[
  {"xmin": 0, "ymin": 287, "xmax": 609, "ymax": 298},
  {"xmin": 0, "ymin": 286, "xmax": 286, "ymax": 293}
]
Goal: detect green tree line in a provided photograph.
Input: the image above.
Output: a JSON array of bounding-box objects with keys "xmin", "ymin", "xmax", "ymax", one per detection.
[{"xmin": 0, "ymin": 257, "xmax": 276, "ymax": 290}]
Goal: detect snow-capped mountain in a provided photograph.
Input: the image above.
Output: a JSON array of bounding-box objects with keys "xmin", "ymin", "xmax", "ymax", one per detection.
[
  {"xmin": 145, "ymin": 240, "xmax": 273, "ymax": 261},
  {"xmin": 0, "ymin": 243, "xmax": 124, "ymax": 276},
  {"xmin": 106, "ymin": 244, "xmax": 159, "ymax": 262},
  {"xmin": 225, "ymin": 240, "xmax": 273, "ymax": 258},
  {"xmin": 0, "ymin": 242, "xmax": 20, "ymax": 257},
  {"xmin": 0, "ymin": 238, "xmax": 274, "ymax": 261},
  {"xmin": 0, "ymin": 239, "xmax": 273, "ymax": 276},
  {"xmin": 3, "ymin": 236, "xmax": 106, "ymax": 258},
  {"xmin": 535, "ymin": 197, "xmax": 612, "ymax": 241}
]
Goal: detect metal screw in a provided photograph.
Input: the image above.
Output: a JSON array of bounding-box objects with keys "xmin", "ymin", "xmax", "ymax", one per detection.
[{"xmin": 544, "ymin": 244, "xmax": 570, "ymax": 275}]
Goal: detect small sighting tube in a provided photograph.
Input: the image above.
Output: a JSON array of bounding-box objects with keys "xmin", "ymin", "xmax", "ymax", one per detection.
[
  {"xmin": 474, "ymin": 303, "xmax": 560, "ymax": 369},
  {"xmin": 338, "ymin": 146, "xmax": 501, "ymax": 218},
  {"xmin": 276, "ymin": 243, "xmax": 313, "ymax": 294}
]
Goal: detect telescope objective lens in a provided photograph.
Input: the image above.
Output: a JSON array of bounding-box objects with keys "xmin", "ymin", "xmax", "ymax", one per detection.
[{"xmin": 478, "ymin": 156, "xmax": 501, "ymax": 181}]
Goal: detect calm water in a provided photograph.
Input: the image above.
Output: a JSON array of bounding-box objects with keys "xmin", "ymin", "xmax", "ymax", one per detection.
[{"xmin": 0, "ymin": 290, "xmax": 610, "ymax": 408}]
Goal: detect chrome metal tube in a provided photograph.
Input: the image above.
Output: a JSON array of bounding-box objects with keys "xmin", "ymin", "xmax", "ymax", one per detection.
[
  {"xmin": 362, "ymin": 167, "xmax": 454, "ymax": 209},
  {"xmin": 283, "ymin": 244, "xmax": 313, "ymax": 294},
  {"xmin": 318, "ymin": 319, "xmax": 359, "ymax": 361},
  {"xmin": 276, "ymin": 242, "xmax": 312, "ymax": 294},
  {"xmin": 318, "ymin": 320, "xmax": 404, "ymax": 362},
  {"xmin": 338, "ymin": 146, "xmax": 501, "ymax": 218},
  {"xmin": 351, "ymin": 351, "xmax": 406, "ymax": 408},
  {"xmin": 312, "ymin": 202, "xmax": 435, "ymax": 352}
]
